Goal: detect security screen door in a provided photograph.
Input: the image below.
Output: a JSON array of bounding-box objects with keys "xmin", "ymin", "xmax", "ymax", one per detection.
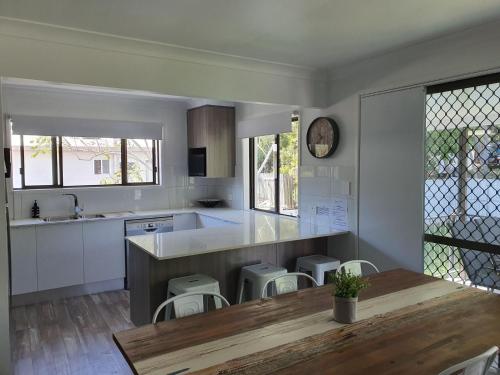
[{"xmin": 424, "ymin": 73, "xmax": 500, "ymax": 291}]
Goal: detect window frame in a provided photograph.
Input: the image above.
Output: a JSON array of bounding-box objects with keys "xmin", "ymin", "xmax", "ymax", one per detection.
[
  {"xmin": 16, "ymin": 136, "xmax": 160, "ymax": 190},
  {"xmin": 123, "ymin": 138, "xmax": 159, "ymax": 186},
  {"xmin": 249, "ymin": 116, "xmax": 299, "ymax": 217},
  {"xmin": 20, "ymin": 135, "xmax": 59, "ymax": 189}
]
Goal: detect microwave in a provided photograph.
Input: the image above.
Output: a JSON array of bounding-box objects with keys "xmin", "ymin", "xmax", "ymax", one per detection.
[{"xmin": 188, "ymin": 147, "xmax": 206, "ymax": 177}]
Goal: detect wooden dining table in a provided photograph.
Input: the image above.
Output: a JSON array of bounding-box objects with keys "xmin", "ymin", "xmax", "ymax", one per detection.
[{"xmin": 113, "ymin": 269, "xmax": 500, "ymax": 374}]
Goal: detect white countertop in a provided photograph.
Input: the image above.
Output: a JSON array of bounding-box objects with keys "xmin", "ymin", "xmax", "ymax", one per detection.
[
  {"xmin": 9, "ymin": 207, "xmax": 229, "ymax": 227},
  {"xmin": 10, "ymin": 208, "xmax": 348, "ymax": 261},
  {"xmin": 126, "ymin": 209, "xmax": 348, "ymax": 260}
]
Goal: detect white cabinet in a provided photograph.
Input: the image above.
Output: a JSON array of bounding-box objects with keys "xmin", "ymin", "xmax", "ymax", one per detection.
[
  {"xmin": 36, "ymin": 223, "xmax": 84, "ymax": 291},
  {"xmin": 173, "ymin": 213, "xmax": 197, "ymax": 231},
  {"xmin": 10, "ymin": 227, "xmax": 37, "ymax": 295},
  {"xmin": 83, "ymin": 220, "xmax": 125, "ymax": 283}
]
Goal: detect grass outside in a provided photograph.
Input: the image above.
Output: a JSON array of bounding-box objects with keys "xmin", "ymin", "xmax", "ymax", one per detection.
[{"xmin": 424, "ymin": 221, "xmax": 466, "ymax": 281}]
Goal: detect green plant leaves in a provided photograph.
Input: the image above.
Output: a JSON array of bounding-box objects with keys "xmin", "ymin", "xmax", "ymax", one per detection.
[{"xmin": 329, "ymin": 272, "xmax": 369, "ymax": 298}]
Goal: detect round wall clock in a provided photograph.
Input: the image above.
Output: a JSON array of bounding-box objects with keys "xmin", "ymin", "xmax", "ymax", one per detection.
[{"xmin": 306, "ymin": 117, "xmax": 340, "ymax": 158}]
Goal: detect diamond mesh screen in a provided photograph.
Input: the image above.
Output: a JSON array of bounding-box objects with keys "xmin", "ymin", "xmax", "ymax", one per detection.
[{"xmin": 425, "ymin": 79, "xmax": 500, "ymax": 291}]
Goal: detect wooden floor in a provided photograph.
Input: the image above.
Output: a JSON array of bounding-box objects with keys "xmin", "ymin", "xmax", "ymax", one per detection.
[{"xmin": 11, "ymin": 290, "xmax": 134, "ymax": 375}]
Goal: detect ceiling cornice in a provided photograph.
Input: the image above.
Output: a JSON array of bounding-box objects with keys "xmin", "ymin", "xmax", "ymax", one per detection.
[{"xmin": 0, "ymin": 16, "xmax": 327, "ymax": 83}]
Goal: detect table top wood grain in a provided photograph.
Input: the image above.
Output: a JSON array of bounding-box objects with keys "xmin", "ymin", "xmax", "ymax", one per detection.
[{"xmin": 113, "ymin": 269, "xmax": 500, "ymax": 375}]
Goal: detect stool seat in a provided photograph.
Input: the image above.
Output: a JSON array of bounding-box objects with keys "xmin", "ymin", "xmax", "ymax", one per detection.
[
  {"xmin": 168, "ymin": 274, "xmax": 220, "ymax": 294},
  {"xmin": 242, "ymin": 263, "xmax": 287, "ymax": 278},
  {"xmin": 296, "ymin": 254, "xmax": 340, "ymax": 285},
  {"xmin": 237, "ymin": 263, "xmax": 287, "ymax": 303},
  {"xmin": 165, "ymin": 274, "xmax": 221, "ymax": 320}
]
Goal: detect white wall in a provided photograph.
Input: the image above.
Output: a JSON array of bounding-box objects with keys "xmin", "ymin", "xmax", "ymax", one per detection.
[
  {"xmin": 0, "ymin": 81, "xmax": 11, "ymax": 375},
  {"xmin": 0, "ymin": 17, "xmax": 327, "ymax": 108},
  {"xmin": 3, "ymin": 85, "xmax": 236, "ymax": 218},
  {"xmin": 328, "ymin": 19, "xmax": 500, "ymax": 102},
  {"xmin": 299, "ymin": 105, "xmax": 357, "ymax": 262}
]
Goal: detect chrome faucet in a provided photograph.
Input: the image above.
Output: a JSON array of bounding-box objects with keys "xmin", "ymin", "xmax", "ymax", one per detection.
[{"xmin": 62, "ymin": 193, "xmax": 83, "ymax": 218}]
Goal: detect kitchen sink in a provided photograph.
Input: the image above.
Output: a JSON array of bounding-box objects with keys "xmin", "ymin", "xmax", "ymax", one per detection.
[
  {"xmin": 42, "ymin": 214, "xmax": 106, "ymax": 222},
  {"xmin": 42, "ymin": 216, "xmax": 79, "ymax": 222}
]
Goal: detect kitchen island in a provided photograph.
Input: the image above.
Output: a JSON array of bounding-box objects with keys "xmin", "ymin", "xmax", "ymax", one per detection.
[{"xmin": 127, "ymin": 209, "xmax": 348, "ymax": 326}]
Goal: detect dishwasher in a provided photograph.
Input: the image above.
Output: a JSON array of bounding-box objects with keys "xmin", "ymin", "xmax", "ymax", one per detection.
[{"xmin": 124, "ymin": 216, "xmax": 174, "ymax": 289}]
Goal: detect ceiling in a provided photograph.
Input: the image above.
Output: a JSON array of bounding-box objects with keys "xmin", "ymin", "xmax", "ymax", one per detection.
[{"xmin": 1, "ymin": 0, "xmax": 500, "ymax": 69}]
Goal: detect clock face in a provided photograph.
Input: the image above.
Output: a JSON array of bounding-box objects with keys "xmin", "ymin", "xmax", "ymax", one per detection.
[{"xmin": 306, "ymin": 117, "xmax": 339, "ymax": 158}]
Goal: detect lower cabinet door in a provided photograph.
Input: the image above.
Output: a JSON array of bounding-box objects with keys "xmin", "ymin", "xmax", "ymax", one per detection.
[
  {"xmin": 83, "ymin": 220, "xmax": 125, "ymax": 283},
  {"xmin": 36, "ymin": 223, "xmax": 84, "ymax": 291},
  {"xmin": 10, "ymin": 227, "xmax": 37, "ymax": 295}
]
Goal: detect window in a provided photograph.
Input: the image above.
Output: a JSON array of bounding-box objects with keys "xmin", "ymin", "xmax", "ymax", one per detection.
[
  {"xmin": 126, "ymin": 139, "xmax": 155, "ymax": 184},
  {"xmin": 62, "ymin": 137, "xmax": 121, "ymax": 186},
  {"xmin": 252, "ymin": 134, "xmax": 277, "ymax": 212},
  {"xmin": 250, "ymin": 117, "xmax": 299, "ymax": 216},
  {"xmin": 12, "ymin": 135, "xmax": 159, "ymax": 189},
  {"xmin": 93, "ymin": 159, "xmax": 110, "ymax": 175},
  {"xmin": 17, "ymin": 135, "xmax": 59, "ymax": 188},
  {"xmin": 94, "ymin": 160, "xmax": 102, "ymax": 175}
]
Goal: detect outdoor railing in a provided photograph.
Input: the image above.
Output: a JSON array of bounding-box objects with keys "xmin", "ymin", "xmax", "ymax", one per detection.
[{"xmin": 424, "ymin": 216, "xmax": 500, "ymax": 292}]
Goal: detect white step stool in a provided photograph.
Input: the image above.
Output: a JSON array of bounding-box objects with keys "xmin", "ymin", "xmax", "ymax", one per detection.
[
  {"xmin": 295, "ymin": 254, "xmax": 340, "ymax": 285},
  {"xmin": 237, "ymin": 263, "xmax": 287, "ymax": 303},
  {"xmin": 165, "ymin": 274, "xmax": 222, "ymax": 320}
]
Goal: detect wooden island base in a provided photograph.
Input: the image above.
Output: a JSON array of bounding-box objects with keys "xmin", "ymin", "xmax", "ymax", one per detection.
[{"xmin": 128, "ymin": 237, "xmax": 329, "ymax": 326}]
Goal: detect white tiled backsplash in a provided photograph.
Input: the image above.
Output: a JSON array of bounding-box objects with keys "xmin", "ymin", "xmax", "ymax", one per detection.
[
  {"xmin": 9, "ymin": 176, "xmax": 240, "ymax": 219},
  {"xmin": 298, "ymin": 165, "xmax": 356, "ymax": 230}
]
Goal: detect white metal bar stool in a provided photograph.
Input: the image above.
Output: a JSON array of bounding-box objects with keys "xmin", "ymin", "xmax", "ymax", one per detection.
[
  {"xmin": 295, "ymin": 254, "xmax": 340, "ymax": 285},
  {"xmin": 165, "ymin": 274, "xmax": 222, "ymax": 320},
  {"xmin": 438, "ymin": 346, "xmax": 498, "ymax": 375},
  {"xmin": 236, "ymin": 263, "xmax": 287, "ymax": 303},
  {"xmin": 338, "ymin": 260, "xmax": 379, "ymax": 276},
  {"xmin": 153, "ymin": 291, "xmax": 230, "ymax": 323},
  {"xmin": 261, "ymin": 272, "xmax": 319, "ymax": 298}
]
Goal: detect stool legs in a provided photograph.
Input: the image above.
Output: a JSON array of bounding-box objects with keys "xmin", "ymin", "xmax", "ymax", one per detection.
[
  {"xmin": 165, "ymin": 291, "xmax": 174, "ymax": 320},
  {"xmin": 237, "ymin": 277, "xmax": 271, "ymax": 301},
  {"xmin": 212, "ymin": 286, "xmax": 223, "ymax": 309},
  {"xmin": 237, "ymin": 275, "xmax": 245, "ymax": 304},
  {"xmin": 252, "ymin": 278, "xmax": 268, "ymax": 299},
  {"xmin": 313, "ymin": 268, "xmax": 325, "ymax": 286}
]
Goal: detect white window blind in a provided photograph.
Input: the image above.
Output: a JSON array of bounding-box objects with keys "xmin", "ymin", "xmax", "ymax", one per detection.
[
  {"xmin": 10, "ymin": 114, "xmax": 164, "ymax": 140},
  {"xmin": 236, "ymin": 111, "xmax": 292, "ymax": 138}
]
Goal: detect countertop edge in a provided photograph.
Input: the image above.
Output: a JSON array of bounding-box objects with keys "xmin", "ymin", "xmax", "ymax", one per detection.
[{"xmin": 128, "ymin": 229, "xmax": 349, "ymax": 261}]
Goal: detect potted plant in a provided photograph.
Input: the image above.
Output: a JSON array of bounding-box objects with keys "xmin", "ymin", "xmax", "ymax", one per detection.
[{"xmin": 330, "ymin": 272, "xmax": 369, "ymax": 324}]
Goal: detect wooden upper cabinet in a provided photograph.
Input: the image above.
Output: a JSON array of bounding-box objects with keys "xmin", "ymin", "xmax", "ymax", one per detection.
[{"xmin": 187, "ymin": 105, "xmax": 235, "ymax": 177}]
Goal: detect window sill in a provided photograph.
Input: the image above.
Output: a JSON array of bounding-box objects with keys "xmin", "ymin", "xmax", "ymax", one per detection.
[{"xmin": 251, "ymin": 207, "xmax": 298, "ymax": 218}]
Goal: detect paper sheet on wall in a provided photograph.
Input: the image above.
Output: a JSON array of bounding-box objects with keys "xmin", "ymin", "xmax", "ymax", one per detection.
[{"xmin": 331, "ymin": 197, "xmax": 349, "ymax": 230}]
